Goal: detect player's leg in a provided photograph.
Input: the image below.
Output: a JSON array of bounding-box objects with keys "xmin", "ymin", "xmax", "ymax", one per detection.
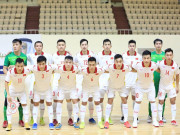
[
  {"xmin": 131, "ymin": 86, "xmax": 139, "ymax": 123},
  {"xmin": 100, "ymin": 89, "xmax": 105, "ymax": 122},
  {"xmin": 3, "ymin": 90, "xmax": 8, "ymax": 128},
  {"xmin": 29, "ymin": 99, "xmax": 34, "ymax": 125},
  {"xmin": 18, "ymin": 98, "xmax": 24, "ymax": 127},
  {"xmin": 53, "ymin": 99, "xmax": 58, "ymax": 126},
  {"xmin": 88, "ymin": 96, "xmax": 96, "ymax": 124},
  {"xmin": 66, "ymin": 99, "xmax": 73, "ymax": 126},
  {"xmin": 79, "ymin": 92, "xmax": 88, "ymax": 129},
  {"xmin": 148, "ymin": 88, "xmax": 159, "ymax": 127},
  {"xmin": 39, "ymin": 99, "xmax": 45, "ymax": 126},
  {"xmin": 104, "ymin": 90, "xmax": 114, "ymax": 129}
]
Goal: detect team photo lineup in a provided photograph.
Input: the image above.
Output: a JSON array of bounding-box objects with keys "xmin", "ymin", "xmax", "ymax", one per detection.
[{"xmin": 2, "ymin": 38, "xmax": 179, "ymax": 131}]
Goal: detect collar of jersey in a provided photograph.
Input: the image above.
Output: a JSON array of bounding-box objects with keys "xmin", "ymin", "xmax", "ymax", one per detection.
[
  {"xmin": 102, "ymin": 50, "xmax": 112, "ymax": 55},
  {"xmin": 35, "ymin": 52, "xmax": 44, "ymax": 56},
  {"xmin": 63, "ymin": 65, "xmax": 74, "ymax": 71},
  {"xmin": 37, "ymin": 65, "xmax": 47, "ymax": 71},
  {"xmin": 142, "ymin": 62, "xmax": 151, "ymax": 67},
  {"xmin": 164, "ymin": 60, "xmax": 173, "ymax": 66},
  {"xmin": 87, "ymin": 67, "xmax": 97, "ymax": 74},
  {"xmin": 14, "ymin": 68, "xmax": 24, "ymax": 74},
  {"xmin": 80, "ymin": 50, "xmax": 89, "ymax": 55},
  {"xmin": 57, "ymin": 51, "xmax": 67, "ymax": 56},
  {"xmin": 114, "ymin": 64, "xmax": 124, "ymax": 70},
  {"xmin": 127, "ymin": 51, "xmax": 137, "ymax": 56}
]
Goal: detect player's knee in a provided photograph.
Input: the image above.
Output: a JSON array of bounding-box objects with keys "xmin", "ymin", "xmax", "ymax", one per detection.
[
  {"xmin": 94, "ymin": 101, "xmax": 100, "ymax": 105},
  {"xmin": 31, "ymin": 99, "xmax": 34, "ymax": 104},
  {"xmin": 100, "ymin": 98, "xmax": 104, "ymax": 103},
  {"xmin": 54, "ymin": 100, "xmax": 58, "ymax": 102},
  {"xmin": 21, "ymin": 104, "xmax": 27, "ymax": 106},
  {"xmin": 82, "ymin": 102, "xmax": 87, "ymax": 106},
  {"xmin": 88, "ymin": 97, "xmax": 93, "ymax": 102},
  {"xmin": 66, "ymin": 99, "xmax": 71, "ymax": 102},
  {"xmin": 121, "ymin": 97, "xmax": 127, "ymax": 104},
  {"xmin": 34, "ymin": 102, "xmax": 39, "ymax": 106},
  {"xmin": 132, "ymin": 96, "xmax": 135, "ymax": 100},
  {"xmin": 170, "ymin": 98, "xmax": 176, "ymax": 104},
  {"xmin": 46, "ymin": 102, "xmax": 52, "ymax": 106},
  {"xmin": 159, "ymin": 100, "xmax": 164, "ymax": 105},
  {"xmin": 136, "ymin": 101, "xmax": 141, "ymax": 104},
  {"xmin": 150, "ymin": 101, "xmax": 155, "ymax": 103},
  {"xmin": 108, "ymin": 98, "xmax": 113, "ymax": 104},
  {"xmin": 40, "ymin": 99, "xmax": 44, "ymax": 103}
]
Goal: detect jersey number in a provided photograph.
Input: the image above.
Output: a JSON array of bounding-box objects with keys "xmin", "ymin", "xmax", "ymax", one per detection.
[
  {"xmin": 18, "ymin": 78, "xmax": 22, "ymax": 83},
  {"xmin": 67, "ymin": 75, "xmax": 70, "ymax": 79},
  {"xmin": 145, "ymin": 73, "xmax": 149, "ymax": 78},
  {"xmin": 116, "ymin": 74, "xmax": 119, "ymax": 78},
  {"xmin": 165, "ymin": 70, "xmax": 169, "ymax": 75},
  {"xmin": 91, "ymin": 77, "xmax": 93, "ymax": 81},
  {"xmin": 84, "ymin": 60, "xmax": 88, "ymax": 65},
  {"xmin": 42, "ymin": 74, "xmax": 44, "ymax": 79}
]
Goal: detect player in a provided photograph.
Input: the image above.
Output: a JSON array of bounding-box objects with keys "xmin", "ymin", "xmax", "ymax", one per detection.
[
  {"xmin": 54, "ymin": 56, "xmax": 79, "ymax": 129},
  {"xmin": 52, "ymin": 39, "xmax": 72, "ymax": 126},
  {"xmin": 5, "ymin": 58, "xmax": 31, "ymax": 131},
  {"xmin": 79, "ymin": 57, "xmax": 104, "ymax": 129},
  {"xmin": 104, "ymin": 54, "xmax": 131, "ymax": 129},
  {"xmin": 74, "ymin": 39, "xmax": 96, "ymax": 124},
  {"xmin": 3, "ymin": 39, "xmax": 27, "ymax": 128},
  {"xmin": 30, "ymin": 56, "xmax": 55, "ymax": 130},
  {"xmin": 121, "ymin": 40, "xmax": 141, "ymax": 123},
  {"xmin": 27, "ymin": 41, "xmax": 52, "ymax": 126},
  {"xmin": 96, "ymin": 39, "xmax": 115, "ymax": 124},
  {"xmin": 132, "ymin": 50, "xmax": 159, "ymax": 128},
  {"xmin": 148, "ymin": 39, "xmax": 166, "ymax": 123},
  {"xmin": 157, "ymin": 48, "xmax": 179, "ymax": 126}
]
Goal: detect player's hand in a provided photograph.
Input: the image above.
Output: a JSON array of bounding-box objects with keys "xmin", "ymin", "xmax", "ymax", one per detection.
[
  {"xmin": 8, "ymin": 65, "xmax": 15, "ymax": 70},
  {"xmin": 176, "ymin": 87, "xmax": 179, "ymax": 94},
  {"xmin": 7, "ymin": 95, "xmax": 12, "ymax": 103}
]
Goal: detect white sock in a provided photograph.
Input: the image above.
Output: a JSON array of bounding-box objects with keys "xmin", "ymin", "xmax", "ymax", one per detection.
[
  {"xmin": 171, "ymin": 104, "xmax": 176, "ymax": 121},
  {"xmin": 7, "ymin": 108, "xmax": 12, "ymax": 124},
  {"xmin": 22, "ymin": 106, "xmax": 29, "ymax": 123},
  {"xmin": 48, "ymin": 106, "xmax": 53, "ymax": 123},
  {"xmin": 100, "ymin": 103, "xmax": 104, "ymax": 118},
  {"xmin": 53, "ymin": 102, "xmax": 57, "ymax": 119},
  {"xmin": 133, "ymin": 101, "xmax": 135, "ymax": 109},
  {"xmin": 88, "ymin": 101, "xmax": 94, "ymax": 118},
  {"xmin": 133, "ymin": 103, "xmax": 140, "ymax": 122},
  {"xmin": 158, "ymin": 104, "xmax": 163, "ymax": 121},
  {"xmin": 67, "ymin": 102, "xmax": 72, "ymax": 119},
  {"xmin": 151, "ymin": 102, "xmax": 157, "ymax": 121},
  {"xmin": 110, "ymin": 103, "xmax": 113, "ymax": 117},
  {"xmin": 30, "ymin": 102, "xmax": 33, "ymax": 117},
  {"xmin": 33, "ymin": 106, "xmax": 38, "ymax": 123},
  {"xmin": 40, "ymin": 103, "xmax": 45, "ymax": 118},
  {"xmin": 105, "ymin": 104, "xmax": 112, "ymax": 122},
  {"xmin": 121, "ymin": 102, "xmax": 124, "ymax": 116},
  {"xmin": 96, "ymin": 105, "xmax": 102, "ymax": 122},
  {"xmin": 56, "ymin": 103, "xmax": 62, "ymax": 123},
  {"xmin": 122, "ymin": 104, "xmax": 128, "ymax": 122},
  {"xmin": 73, "ymin": 103, "xmax": 79, "ymax": 123},
  {"xmin": 80, "ymin": 105, "xmax": 86, "ymax": 122}
]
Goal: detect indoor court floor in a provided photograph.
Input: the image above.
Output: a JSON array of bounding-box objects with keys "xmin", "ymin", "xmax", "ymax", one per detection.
[{"xmin": 0, "ymin": 75, "xmax": 179, "ymax": 135}]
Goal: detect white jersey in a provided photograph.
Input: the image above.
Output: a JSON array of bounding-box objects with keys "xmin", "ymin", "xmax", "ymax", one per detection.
[
  {"xmin": 74, "ymin": 50, "xmax": 95, "ymax": 68},
  {"xmin": 30, "ymin": 65, "xmax": 56, "ymax": 92},
  {"xmin": 52, "ymin": 51, "xmax": 71, "ymax": 65},
  {"xmin": 133, "ymin": 61, "xmax": 158, "ymax": 90},
  {"xmin": 97, "ymin": 51, "xmax": 115, "ymax": 68},
  {"xmin": 81, "ymin": 66, "xmax": 104, "ymax": 92},
  {"xmin": 27, "ymin": 52, "xmax": 52, "ymax": 65},
  {"xmin": 105, "ymin": 64, "xmax": 131, "ymax": 89},
  {"xmin": 123, "ymin": 51, "xmax": 142, "ymax": 87},
  {"xmin": 5, "ymin": 67, "xmax": 31, "ymax": 93},
  {"xmin": 158, "ymin": 60, "xmax": 179, "ymax": 90},
  {"xmin": 56, "ymin": 65, "xmax": 78, "ymax": 91}
]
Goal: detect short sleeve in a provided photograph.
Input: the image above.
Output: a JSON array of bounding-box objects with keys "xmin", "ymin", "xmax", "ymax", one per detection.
[
  {"xmin": 5, "ymin": 71, "xmax": 11, "ymax": 82},
  {"xmin": 175, "ymin": 65, "xmax": 179, "ymax": 75},
  {"xmin": 132, "ymin": 62, "xmax": 139, "ymax": 70},
  {"xmin": 4, "ymin": 55, "xmax": 9, "ymax": 66},
  {"xmin": 24, "ymin": 56, "xmax": 27, "ymax": 66},
  {"xmin": 153, "ymin": 63, "xmax": 158, "ymax": 70}
]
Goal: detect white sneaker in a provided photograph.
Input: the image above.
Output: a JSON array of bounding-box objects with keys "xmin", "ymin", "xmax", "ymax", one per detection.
[
  {"xmin": 162, "ymin": 117, "xmax": 166, "ymax": 123},
  {"xmin": 147, "ymin": 116, "xmax": 152, "ymax": 123},
  {"xmin": 133, "ymin": 120, "xmax": 137, "ymax": 128},
  {"xmin": 153, "ymin": 120, "xmax": 159, "ymax": 127}
]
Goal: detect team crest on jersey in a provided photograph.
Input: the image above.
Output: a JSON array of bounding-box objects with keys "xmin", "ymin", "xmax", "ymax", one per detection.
[
  {"xmin": 122, "ymin": 70, "xmax": 125, "ymax": 72},
  {"xmin": 88, "ymin": 55, "xmax": 91, "ymax": 58},
  {"xmin": 172, "ymin": 67, "xmax": 175, "ymax": 69},
  {"xmin": 95, "ymin": 73, "xmax": 99, "ymax": 75},
  {"xmin": 111, "ymin": 57, "xmax": 114, "ymax": 60},
  {"xmin": 23, "ymin": 74, "xmax": 26, "ymax": 76},
  {"xmin": 151, "ymin": 68, "xmax": 154, "ymax": 71},
  {"xmin": 162, "ymin": 57, "xmax": 165, "ymax": 60},
  {"xmin": 46, "ymin": 70, "xmax": 49, "ymax": 72},
  {"xmin": 72, "ymin": 71, "xmax": 75, "ymax": 73},
  {"xmin": 135, "ymin": 58, "xmax": 139, "ymax": 60}
]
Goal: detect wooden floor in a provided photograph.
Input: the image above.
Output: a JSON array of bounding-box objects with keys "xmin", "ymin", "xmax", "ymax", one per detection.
[{"xmin": 0, "ymin": 75, "xmax": 180, "ymax": 135}]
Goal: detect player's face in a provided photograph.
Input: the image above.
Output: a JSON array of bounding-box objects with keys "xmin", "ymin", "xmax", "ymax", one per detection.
[
  {"xmin": 154, "ymin": 41, "xmax": 162, "ymax": 51},
  {"xmin": 103, "ymin": 42, "xmax": 112, "ymax": 52},
  {"xmin": 88, "ymin": 61, "xmax": 96, "ymax": 72},
  {"xmin": 114, "ymin": 58, "xmax": 123, "ymax": 69},
  {"xmin": 142, "ymin": 55, "xmax": 151, "ymax": 65},
  {"xmin": 57, "ymin": 42, "xmax": 66, "ymax": 52},
  {"xmin": 165, "ymin": 52, "xmax": 173, "ymax": 61},
  {"xmin": 15, "ymin": 62, "xmax": 24, "ymax": 74},
  {"xmin": 13, "ymin": 42, "xmax": 21, "ymax": 52},
  {"xmin": 128, "ymin": 43, "xmax": 136, "ymax": 52},
  {"xmin": 80, "ymin": 41, "xmax": 88, "ymax": 51},
  {"xmin": 35, "ymin": 43, "xmax": 43, "ymax": 53},
  {"xmin": 64, "ymin": 59, "xmax": 73, "ymax": 71},
  {"xmin": 37, "ymin": 61, "xmax": 46, "ymax": 71}
]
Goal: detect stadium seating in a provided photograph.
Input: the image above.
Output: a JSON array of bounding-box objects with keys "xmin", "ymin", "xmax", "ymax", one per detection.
[{"xmin": 123, "ymin": 0, "xmax": 180, "ymax": 35}]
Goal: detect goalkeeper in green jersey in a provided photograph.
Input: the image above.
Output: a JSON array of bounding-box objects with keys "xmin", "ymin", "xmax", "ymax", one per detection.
[
  {"xmin": 147, "ymin": 39, "xmax": 166, "ymax": 123},
  {"xmin": 2, "ymin": 39, "xmax": 27, "ymax": 128}
]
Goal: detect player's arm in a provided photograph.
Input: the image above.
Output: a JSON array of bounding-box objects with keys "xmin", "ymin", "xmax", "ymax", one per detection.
[
  {"xmin": 131, "ymin": 68, "xmax": 137, "ymax": 72},
  {"xmin": 156, "ymin": 68, "xmax": 160, "ymax": 73},
  {"xmin": 176, "ymin": 74, "xmax": 179, "ymax": 94},
  {"xmin": 5, "ymin": 72, "xmax": 12, "ymax": 103}
]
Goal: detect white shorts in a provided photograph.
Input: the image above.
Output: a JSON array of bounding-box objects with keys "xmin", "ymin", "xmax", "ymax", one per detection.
[
  {"xmin": 52, "ymin": 73, "xmax": 60, "ymax": 100},
  {"xmin": 99, "ymin": 73, "xmax": 109, "ymax": 90},
  {"xmin": 158, "ymin": 88, "xmax": 176, "ymax": 100},
  {"xmin": 81, "ymin": 91, "xmax": 101, "ymax": 102},
  {"xmin": 125, "ymin": 85, "xmax": 136, "ymax": 96},
  {"xmin": 76, "ymin": 74, "xmax": 83, "ymax": 99},
  {"xmin": 25, "ymin": 74, "xmax": 35, "ymax": 99},
  {"xmin": 100, "ymin": 89, "xmax": 107, "ymax": 98},
  {"xmin": 135, "ymin": 87, "xmax": 156, "ymax": 102},
  {"xmin": 107, "ymin": 87, "xmax": 129, "ymax": 98},
  {"xmin": 9, "ymin": 91, "xmax": 27, "ymax": 104},
  {"xmin": 33, "ymin": 90, "xmax": 52, "ymax": 103},
  {"xmin": 57, "ymin": 89, "xmax": 78, "ymax": 100}
]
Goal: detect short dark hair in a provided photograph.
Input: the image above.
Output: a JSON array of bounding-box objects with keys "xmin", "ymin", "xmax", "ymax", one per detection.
[
  {"xmin": 103, "ymin": 39, "xmax": 111, "ymax": 45},
  {"xmin": 12, "ymin": 39, "xmax": 22, "ymax": 45},
  {"xmin": 34, "ymin": 41, "xmax": 43, "ymax": 47},
  {"xmin": 142, "ymin": 50, "xmax": 151, "ymax": 57},
  {"xmin": 57, "ymin": 39, "xmax": 66, "ymax": 44},
  {"xmin": 80, "ymin": 39, "xmax": 88, "ymax": 45},
  {"xmin": 37, "ymin": 56, "xmax": 47, "ymax": 63},
  {"xmin": 16, "ymin": 58, "xmax": 24, "ymax": 64},
  {"xmin": 154, "ymin": 38, "xmax": 163, "ymax": 45},
  {"xmin": 165, "ymin": 48, "xmax": 173, "ymax": 54},
  {"xmin": 65, "ymin": 56, "xmax": 73, "ymax": 61},
  {"xmin": 114, "ymin": 54, "xmax": 123, "ymax": 60},
  {"xmin": 88, "ymin": 57, "xmax": 96, "ymax": 63},
  {"xmin": 128, "ymin": 40, "xmax": 136, "ymax": 45}
]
